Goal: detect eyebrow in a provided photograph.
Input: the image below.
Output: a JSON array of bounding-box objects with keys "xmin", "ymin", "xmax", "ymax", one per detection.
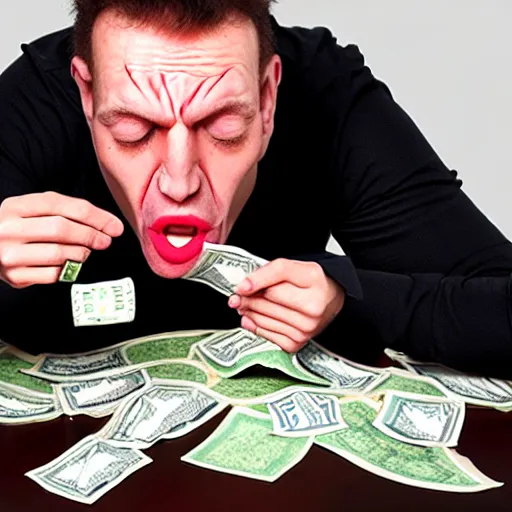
[
  {"xmin": 97, "ymin": 108, "xmax": 142, "ymax": 126},
  {"xmin": 97, "ymin": 100, "xmax": 257, "ymax": 127},
  {"xmin": 197, "ymin": 100, "xmax": 257, "ymax": 122}
]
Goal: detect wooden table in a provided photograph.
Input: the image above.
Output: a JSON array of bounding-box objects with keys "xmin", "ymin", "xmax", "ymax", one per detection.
[{"xmin": 1, "ymin": 404, "xmax": 512, "ymax": 512}]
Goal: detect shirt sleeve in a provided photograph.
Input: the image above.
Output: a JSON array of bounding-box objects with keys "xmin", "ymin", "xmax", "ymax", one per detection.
[
  {"xmin": 317, "ymin": 46, "xmax": 512, "ymax": 378},
  {"xmin": 0, "ymin": 38, "xmax": 87, "ymax": 349}
]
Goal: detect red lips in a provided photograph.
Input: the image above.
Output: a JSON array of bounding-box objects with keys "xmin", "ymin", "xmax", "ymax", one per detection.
[{"xmin": 148, "ymin": 215, "xmax": 211, "ymax": 265}]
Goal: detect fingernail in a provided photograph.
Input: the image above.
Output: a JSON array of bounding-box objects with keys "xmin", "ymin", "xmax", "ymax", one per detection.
[
  {"xmin": 234, "ymin": 279, "xmax": 251, "ymax": 294},
  {"xmin": 228, "ymin": 295, "xmax": 239, "ymax": 308}
]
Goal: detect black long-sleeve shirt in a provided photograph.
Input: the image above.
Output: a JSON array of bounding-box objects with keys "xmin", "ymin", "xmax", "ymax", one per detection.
[{"xmin": 1, "ymin": 20, "xmax": 512, "ymax": 378}]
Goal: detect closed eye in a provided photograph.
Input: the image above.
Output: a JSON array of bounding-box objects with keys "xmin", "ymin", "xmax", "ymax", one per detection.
[
  {"xmin": 116, "ymin": 126, "xmax": 157, "ymax": 149},
  {"xmin": 211, "ymin": 133, "xmax": 247, "ymax": 148}
]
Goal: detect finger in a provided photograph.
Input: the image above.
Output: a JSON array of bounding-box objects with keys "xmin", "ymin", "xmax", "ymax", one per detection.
[
  {"xmin": 241, "ymin": 310, "xmax": 309, "ymax": 347},
  {"xmin": 241, "ymin": 315, "xmax": 299, "ymax": 353},
  {"xmin": 234, "ymin": 259, "xmax": 322, "ymax": 295},
  {"xmin": 3, "ymin": 266, "xmax": 62, "ymax": 288},
  {"xmin": 236, "ymin": 295, "xmax": 316, "ymax": 334},
  {"xmin": 0, "ymin": 243, "xmax": 91, "ymax": 268},
  {"xmin": 0, "ymin": 217, "xmax": 112, "ymax": 250},
  {"xmin": 240, "ymin": 282, "xmax": 314, "ymax": 315},
  {"xmin": 1, "ymin": 192, "xmax": 124, "ymax": 237}
]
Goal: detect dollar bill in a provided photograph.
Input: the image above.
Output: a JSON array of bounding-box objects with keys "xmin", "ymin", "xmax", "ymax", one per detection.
[
  {"xmin": 58, "ymin": 260, "xmax": 82, "ymax": 283},
  {"xmin": 54, "ymin": 370, "xmax": 152, "ymax": 418},
  {"xmin": 145, "ymin": 360, "xmax": 211, "ymax": 385},
  {"xmin": 210, "ymin": 373, "xmax": 312, "ymax": 404},
  {"xmin": 372, "ymin": 391, "xmax": 465, "ymax": 448},
  {"xmin": 22, "ymin": 330, "xmax": 215, "ymax": 382},
  {"xmin": 0, "ymin": 381, "xmax": 62, "ymax": 425},
  {"xmin": 197, "ymin": 329, "xmax": 280, "ymax": 367},
  {"xmin": 369, "ymin": 368, "xmax": 448, "ymax": 398},
  {"xmin": 296, "ymin": 341, "xmax": 388, "ymax": 392},
  {"xmin": 71, "ymin": 277, "xmax": 135, "ymax": 327},
  {"xmin": 385, "ymin": 349, "xmax": 512, "ymax": 408},
  {"xmin": 268, "ymin": 390, "xmax": 347, "ymax": 437},
  {"xmin": 25, "ymin": 436, "xmax": 152, "ymax": 505},
  {"xmin": 0, "ymin": 349, "xmax": 53, "ymax": 394},
  {"xmin": 182, "ymin": 407, "xmax": 314, "ymax": 482},
  {"xmin": 98, "ymin": 382, "xmax": 228, "ymax": 450},
  {"xmin": 196, "ymin": 330, "xmax": 328, "ymax": 385},
  {"xmin": 315, "ymin": 397, "xmax": 501, "ymax": 493},
  {"xmin": 182, "ymin": 242, "xmax": 267, "ymax": 296}
]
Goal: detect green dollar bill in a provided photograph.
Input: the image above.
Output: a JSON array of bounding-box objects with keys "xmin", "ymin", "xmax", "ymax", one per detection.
[
  {"xmin": 23, "ymin": 330, "xmax": 216, "ymax": 382},
  {"xmin": 145, "ymin": 362, "xmax": 208, "ymax": 385},
  {"xmin": 385, "ymin": 349, "xmax": 512, "ymax": 408},
  {"xmin": 54, "ymin": 371, "xmax": 152, "ymax": 418},
  {"xmin": 99, "ymin": 383, "xmax": 227, "ymax": 449},
  {"xmin": 246, "ymin": 403, "xmax": 270, "ymax": 415},
  {"xmin": 182, "ymin": 407, "xmax": 313, "ymax": 482},
  {"xmin": 315, "ymin": 398, "xmax": 502, "ymax": 492},
  {"xmin": 370, "ymin": 370, "xmax": 447, "ymax": 398},
  {"xmin": 211, "ymin": 373, "xmax": 306, "ymax": 403},
  {"xmin": 58, "ymin": 260, "xmax": 82, "ymax": 283},
  {"xmin": 372, "ymin": 391, "xmax": 465, "ymax": 448},
  {"xmin": 198, "ymin": 334, "xmax": 328, "ymax": 386},
  {"xmin": 126, "ymin": 333, "xmax": 212, "ymax": 363},
  {"xmin": 297, "ymin": 341, "xmax": 387, "ymax": 392},
  {"xmin": 0, "ymin": 351, "xmax": 52, "ymax": 394},
  {"xmin": 0, "ymin": 381, "xmax": 62, "ymax": 425},
  {"xmin": 182, "ymin": 243, "xmax": 267, "ymax": 296}
]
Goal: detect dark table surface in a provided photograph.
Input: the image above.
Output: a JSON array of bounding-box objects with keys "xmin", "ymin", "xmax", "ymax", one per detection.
[{"xmin": 1, "ymin": 402, "xmax": 512, "ymax": 512}]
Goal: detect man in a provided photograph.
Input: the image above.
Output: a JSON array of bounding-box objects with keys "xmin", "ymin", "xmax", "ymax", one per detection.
[{"xmin": 0, "ymin": 0, "xmax": 511, "ymax": 378}]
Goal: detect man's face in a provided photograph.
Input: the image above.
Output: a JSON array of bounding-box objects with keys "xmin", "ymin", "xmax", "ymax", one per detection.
[{"xmin": 72, "ymin": 11, "xmax": 281, "ymax": 278}]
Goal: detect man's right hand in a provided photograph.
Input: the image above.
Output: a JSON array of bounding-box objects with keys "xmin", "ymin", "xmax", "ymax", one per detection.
[{"xmin": 0, "ymin": 192, "xmax": 124, "ymax": 288}]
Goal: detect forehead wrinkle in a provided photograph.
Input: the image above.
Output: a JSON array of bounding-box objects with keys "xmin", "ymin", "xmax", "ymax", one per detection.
[
  {"xmin": 119, "ymin": 67, "xmax": 175, "ymax": 123},
  {"xmin": 181, "ymin": 67, "xmax": 256, "ymax": 124},
  {"xmin": 126, "ymin": 40, "xmax": 249, "ymax": 76}
]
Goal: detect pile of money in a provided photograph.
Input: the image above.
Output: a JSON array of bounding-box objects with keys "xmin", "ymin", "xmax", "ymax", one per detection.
[{"xmin": 1, "ymin": 243, "xmax": 509, "ymax": 504}]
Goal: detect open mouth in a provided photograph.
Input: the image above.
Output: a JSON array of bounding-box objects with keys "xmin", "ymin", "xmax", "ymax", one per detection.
[
  {"xmin": 164, "ymin": 225, "xmax": 198, "ymax": 248},
  {"xmin": 148, "ymin": 215, "xmax": 212, "ymax": 266}
]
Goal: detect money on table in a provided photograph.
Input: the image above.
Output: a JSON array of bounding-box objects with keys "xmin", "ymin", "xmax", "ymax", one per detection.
[
  {"xmin": 54, "ymin": 370, "xmax": 152, "ymax": 418},
  {"xmin": 182, "ymin": 407, "xmax": 314, "ymax": 482},
  {"xmin": 0, "ymin": 381, "xmax": 62, "ymax": 425},
  {"xmin": 2, "ymin": 242, "xmax": 509, "ymax": 502},
  {"xmin": 196, "ymin": 329, "xmax": 328, "ymax": 385},
  {"xmin": 385, "ymin": 349, "xmax": 512, "ymax": 409},
  {"xmin": 268, "ymin": 390, "xmax": 348, "ymax": 437},
  {"xmin": 98, "ymin": 382, "xmax": 228, "ymax": 450},
  {"xmin": 296, "ymin": 341, "xmax": 388, "ymax": 392},
  {"xmin": 22, "ymin": 330, "xmax": 216, "ymax": 382},
  {"xmin": 25, "ymin": 436, "xmax": 152, "ymax": 505},
  {"xmin": 315, "ymin": 398, "xmax": 502, "ymax": 493},
  {"xmin": 372, "ymin": 391, "xmax": 465, "ymax": 448}
]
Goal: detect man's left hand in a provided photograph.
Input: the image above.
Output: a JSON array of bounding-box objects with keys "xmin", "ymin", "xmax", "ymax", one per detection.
[{"xmin": 227, "ymin": 258, "xmax": 345, "ymax": 352}]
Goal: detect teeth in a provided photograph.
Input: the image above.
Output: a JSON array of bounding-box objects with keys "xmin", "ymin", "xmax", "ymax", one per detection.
[{"xmin": 166, "ymin": 234, "xmax": 194, "ymax": 248}]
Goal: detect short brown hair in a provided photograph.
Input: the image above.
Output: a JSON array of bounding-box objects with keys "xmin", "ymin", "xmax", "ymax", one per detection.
[{"xmin": 72, "ymin": 0, "xmax": 277, "ymax": 70}]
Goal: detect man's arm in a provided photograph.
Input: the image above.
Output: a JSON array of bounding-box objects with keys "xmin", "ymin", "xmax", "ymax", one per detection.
[
  {"xmin": 319, "ymin": 62, "xmax": 512, "ymax": 378},
  {"xmin": 0, "ymin": 32, "xmax": 125, "ymax": 352}
]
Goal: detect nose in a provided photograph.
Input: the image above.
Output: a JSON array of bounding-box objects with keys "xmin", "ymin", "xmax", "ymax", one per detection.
[{"xmin": 157, "ymin": 123, "xmax": 201, "ymax": 203}]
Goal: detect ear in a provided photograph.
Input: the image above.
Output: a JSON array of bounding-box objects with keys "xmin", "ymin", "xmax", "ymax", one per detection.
[
  {"xmin": 258, "ymin": 54, "xmax": 282, "ymax": 158},
  {"xmin": 71, "ymin": 56, "xmax": 94, "ymax": 125}
]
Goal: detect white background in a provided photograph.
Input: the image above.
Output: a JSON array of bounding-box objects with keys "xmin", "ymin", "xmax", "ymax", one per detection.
[{"xmin": 1, "ymin": 1, "xmax": 511, "ymax": 253}]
